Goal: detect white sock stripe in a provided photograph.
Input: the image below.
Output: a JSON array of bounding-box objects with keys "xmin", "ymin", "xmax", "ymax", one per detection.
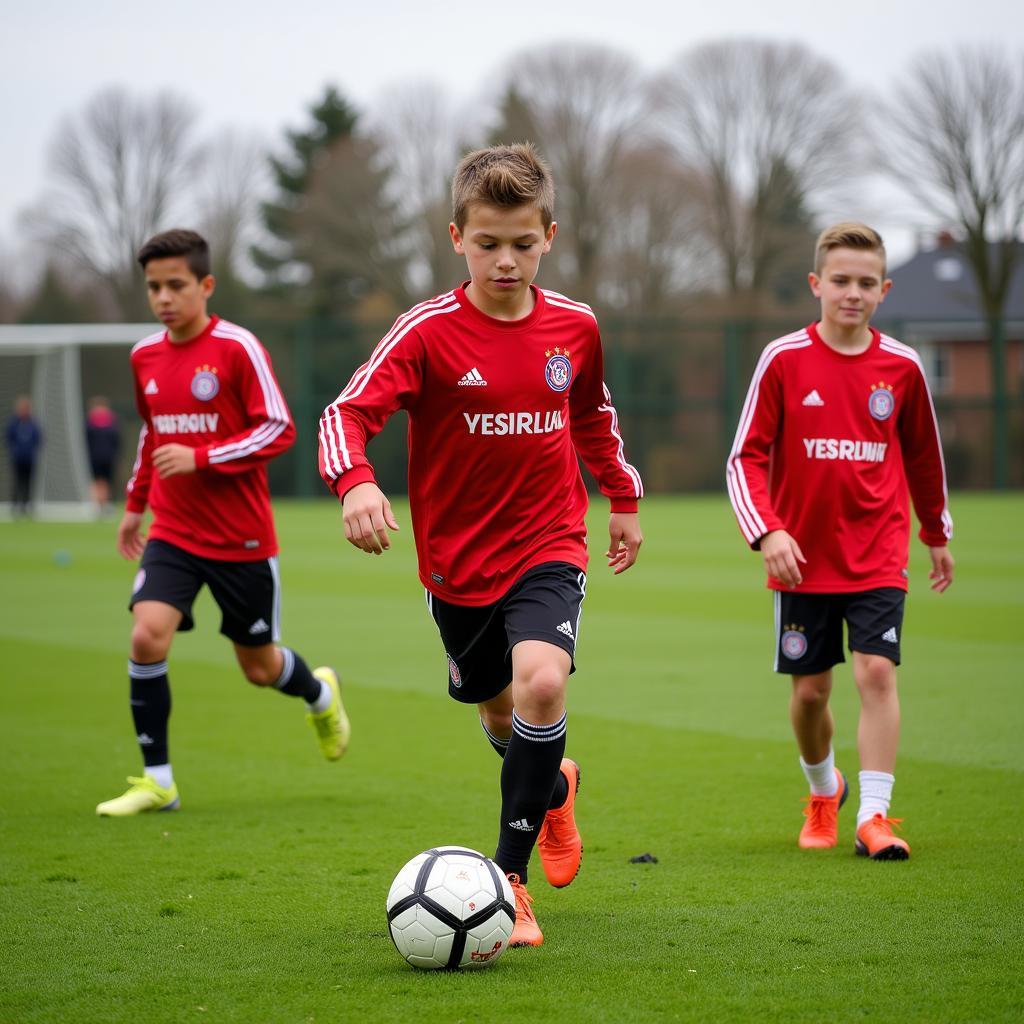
[
  {"xmin": 512, "ymin": 711, "xmax": 567, "ymax": 742},
  {"xmin": 480, "ymin": 719, "xmax": 510, "ymax": 748},
  {"xmin": 273, "ymin": 647, "xmax": 295, "ymax": 688},
  {"xmin": 128, "ymin": 660, "xmax": 168, "ymax": 679}
]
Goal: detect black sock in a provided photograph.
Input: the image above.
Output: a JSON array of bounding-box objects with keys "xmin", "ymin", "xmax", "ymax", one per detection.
[
  {"xmin": 481, "ymin": 716, "xmax": 568, "ymax": 809},
  {"xmin": 129, "ymin": 660, "xmax": 171, "ymax": 767},
  {"xmin": 494, "ymin": 710, "xmax": 567, "ymax": 882},
  {"xmin": 272, "ymin": 648, "xmax": 322, "ymax": 703}
]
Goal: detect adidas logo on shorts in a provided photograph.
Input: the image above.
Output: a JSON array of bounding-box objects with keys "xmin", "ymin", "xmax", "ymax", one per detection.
[
  {"xmin": 556, "ymin": 620, "xmax": 574, "ymax": 638},
  {"xmin": 249, "ymin": 618, "xmax": 270, "ymax": 635},
  {"xmin": 881, "ymin": 627, "xmax": 898, "ymax": 643}
]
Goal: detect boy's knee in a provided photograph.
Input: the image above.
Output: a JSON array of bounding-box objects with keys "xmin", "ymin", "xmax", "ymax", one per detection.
[
  {"xmin": 856, "ymin": 655, "xmax": 897, "ymax": 698},
  {"xmin": 130, "ymin": 621, "xmax": 171, "ymax": 663},
  {"xmin": 517, "ymin": 663, "xmax": 567, "ymax": 712},
  {"xmin": 792, "ymin": 675, "xmax": 831, "ymax": 707},
  {"xmin": 242, "ymin": 664, "xmax": 277, "ymax": 687}
]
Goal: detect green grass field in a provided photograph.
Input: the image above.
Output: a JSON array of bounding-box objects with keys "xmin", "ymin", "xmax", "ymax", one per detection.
[{"xmin": 1, "ymin": 494, "xmax": 1022, "ymax": 1023}]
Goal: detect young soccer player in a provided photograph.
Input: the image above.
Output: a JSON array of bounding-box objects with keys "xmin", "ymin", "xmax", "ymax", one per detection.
[
  {"xmin": 319, "ymin": 144, "xmax": 643, "ymax": 944},
  {"xmin": 727, "ymin": 222, "xmax": 954, "ymax": 860},
  {"xmin": 97, "ymin": 229, "xmax": 350, "ymax": 817}
]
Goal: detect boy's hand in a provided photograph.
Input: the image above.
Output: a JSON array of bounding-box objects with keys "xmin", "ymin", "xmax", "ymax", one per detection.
[
  {"xmin": 152, "ymin": 444, "xmax": 197, "ymax": 478},
  {"xmin": 342, "ymin": 481, "xmax": 400, "ymax": 554},
  {"xmin": 761, "ymin": 529, "xmax": 806, "ymax": 588},
  {"xmin": 928, "ymin": 545, "xmax": 954, "ymax": 592},
  {"xmin": 606, "ymin": 512, "xmax": 643, "ymax": 574},
  {"xmin": 117, "ymin": 511, "xmax": 146, "ymax": 561}
]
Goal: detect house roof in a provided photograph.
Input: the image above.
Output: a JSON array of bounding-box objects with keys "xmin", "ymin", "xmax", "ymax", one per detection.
[{"xmin": 878, "ymin": 242, "xmax": 1024, "ymax": 326}]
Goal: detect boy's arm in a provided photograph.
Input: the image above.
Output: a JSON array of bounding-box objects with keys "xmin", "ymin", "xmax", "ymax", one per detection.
[
  {"xmin": 568, "ymin": 332, "xmax": 643, "ymax": 511},
  {"xmin": 899, "ymin": 361, "xmax": 954, "ymax": 590},
  {"xmin": 726, "ymin": 352, "xmax": 787, "ymax": 548},
  {"xmin": 121, "ymin": 374, "xmax": 156, "ymax": 559},
  {"xmin": 568, "ymin": 332, "xmax": 644, "ymax": 572},
  {"xmin": 157, "ymin": 341, "xmax": 295, "ymax": 479},
  {"xmin": 318, "ymin": 321, "xmax": 425, "ymax": 547}
]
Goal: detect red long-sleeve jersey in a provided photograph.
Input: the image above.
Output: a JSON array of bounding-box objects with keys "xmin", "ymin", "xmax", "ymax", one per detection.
[
  {"xmin": 319, "ymin": 285, "xmax": 643, "ymax": 605},
  {"xmin": 727, "ymin": 323, "xmax": 952, "ymax": 593},
  {"xmin": 126, "ymin": 315, "xmax": 295, "ymax": 561}
]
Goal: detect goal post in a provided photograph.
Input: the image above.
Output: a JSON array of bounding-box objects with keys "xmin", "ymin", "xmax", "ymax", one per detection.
[{"xmin": 0, "ymin": 324, "xmax": 154, "ymax": 520}]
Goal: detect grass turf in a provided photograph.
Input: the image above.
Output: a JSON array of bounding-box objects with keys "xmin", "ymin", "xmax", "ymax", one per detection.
[{"xmin": 0, "ymin": 494, "xmax": 1021, "ymax": 1023}]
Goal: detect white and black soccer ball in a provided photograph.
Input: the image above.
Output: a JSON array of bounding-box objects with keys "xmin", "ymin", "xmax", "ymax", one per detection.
[{"xmin": 386, "ymin": 846, "xmax": 516, "ymax": 970}]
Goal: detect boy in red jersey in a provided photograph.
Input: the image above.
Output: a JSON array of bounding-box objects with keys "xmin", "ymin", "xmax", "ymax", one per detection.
[
  {"xmin": 97, "ymin": 229, "xmax": 349, "ymax": 817},
  {"xmin": 319, "ymin": 144, "xmax": 643, "ymax": 945},
  {"xmin": 727, "ymin": 222, "xmax": 954, "ymax": 860}
]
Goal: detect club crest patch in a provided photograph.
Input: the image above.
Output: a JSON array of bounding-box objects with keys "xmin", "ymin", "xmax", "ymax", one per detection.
[
  {"xmin": 544, "ymin": 349, "xmax": 572, "ymax": 393},
  {"xmin": 191, "ymin": 365, "xmax": 220, "ymax": 401},
  {"xmin": 781, "ymin": 627, "xmax": 808, "ymax": 660},
  {"xmin": 868, "ymin": 382, "xmax": 894, "ymax": 421},
  {"xmin": 447, "ymin": 654, "xmax": 462, "ymax": 688}
]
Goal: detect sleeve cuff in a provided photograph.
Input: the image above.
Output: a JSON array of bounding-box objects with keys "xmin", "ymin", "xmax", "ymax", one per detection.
[
  {"xmin": 335, "ymin": 465, "xmax": 378, "ymax": 501},
  {"xmin": 609, "ymin": 498, "xmax": 639, "ymax": 514},
  {"xmin": 125, "ymin": 496, "xmax": 147, "ymax": 514},
  {"xmin": 194, "ymin": 446, "xmax": 210, "ymax": 470}
]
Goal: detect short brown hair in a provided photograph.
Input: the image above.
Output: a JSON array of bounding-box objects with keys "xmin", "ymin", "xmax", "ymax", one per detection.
[
  {"xmin": 137, "ymin": 229, "xmax": 211, "ymax": 279},
  {"xmin": 451, "ymin": 143, "xmax": 555, "ymax": 231},
  {"xmin": 814, "ymin": 222, "xmax": 886, "ymax": 276}
]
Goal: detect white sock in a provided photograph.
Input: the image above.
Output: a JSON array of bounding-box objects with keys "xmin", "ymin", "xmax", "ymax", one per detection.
[
  {"xmin": 857, "ymin": 771, "xmax": 895, "ymax": 827},
  {"xmin": 145, "ymin": 763, "xmax": 174, "ymax": 790},
  {"xmin": 800, "ymin": 749, "xmax": 838, "ymax": 796},
  {"xmin": 307, "ymin": 678, "xmax": 332, "ymax": 714}
]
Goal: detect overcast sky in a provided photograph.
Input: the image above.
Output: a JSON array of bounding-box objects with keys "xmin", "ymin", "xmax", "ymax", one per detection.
[{"xmin": 4, "ymin": 0, "xmax": 1023, "ymax": 265}]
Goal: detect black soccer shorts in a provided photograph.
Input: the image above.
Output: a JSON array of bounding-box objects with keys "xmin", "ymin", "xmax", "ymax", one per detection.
[
  {"xmin": 129, "ymin": 538, "xmax": 281, "ymax": 647},
  {"xmin": 773, "ymin": 587, "xmax": 906, "ymax": 675},
  {"xmin": 426, "ymin": 561, "xmax": 587, "ymax": 704}
]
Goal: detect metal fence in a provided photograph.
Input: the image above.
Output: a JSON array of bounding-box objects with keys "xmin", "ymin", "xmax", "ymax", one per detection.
[{"xmin": 69, "ymin": 316, "xmax": 1024, "ymax": 499}]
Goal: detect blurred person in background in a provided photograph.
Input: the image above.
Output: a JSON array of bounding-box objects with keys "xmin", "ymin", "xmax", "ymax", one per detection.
[
  {"xmin": 5, "ymin": 395, "xmax": 42, "ymax": 517},
  {"xmin": 86, "ymin": 396, "xmax": 121, "ymax": 515}
]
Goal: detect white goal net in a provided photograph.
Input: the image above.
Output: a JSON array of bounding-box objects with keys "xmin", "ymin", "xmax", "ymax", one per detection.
[{"xmin": 0, "ymin": 324, "xmax": 153, "ymax": 520}]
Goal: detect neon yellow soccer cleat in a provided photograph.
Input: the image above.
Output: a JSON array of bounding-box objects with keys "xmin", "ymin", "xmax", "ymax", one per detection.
[
  {"xmin": 96, "ymin": 776, "xmax": 180, "ymax": 816},
  {"xmin": 308, "ymin": 666, "xmax": 351, "ymax": 761}
]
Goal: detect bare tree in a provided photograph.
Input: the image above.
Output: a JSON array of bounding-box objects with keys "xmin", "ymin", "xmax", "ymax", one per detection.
[
  {"xmin": 368, "ymin": 82, "xmax": 471, "ymax": 298},
  {"xmin": 601, "ymin": 143, "xmax": 715, "ymax": 314},
  {"xmin": 195, "ymin": 131, "xmax": 270, "ymax": 284},
  {"xmin": 656, "ymin": 39, "xmax": 863, "ymax": 301},
  {"xmin": 881, "ymin": 47, "xmax": 1024, "ymax": 486},
  {"xmin": 492, "ymin": 44, "xmax": 648, "ymax": 305},
  {"xmin": 23, "ymin": 88, "xmax": 198, "ymax": 318}
]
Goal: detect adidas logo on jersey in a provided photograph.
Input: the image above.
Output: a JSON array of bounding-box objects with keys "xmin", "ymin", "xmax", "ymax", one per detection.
[
  {"xmin": 458, "ymin": 367, "xmax": 487, "ymax": 386},
  {"xmin": 881, "ymin": 627, "xmax": 898, "ymax": 643},
  {"xmin": 556, "ymin": 620, "xmax": 574, "ymax": 638},
  {"xmin": 508, "ymin": 818, "xmax": 535, "ymax": 832},
  {"xmin": 249, "ymin": 618, "xmax": 270, "ymax": 635},
  {"xmin": 144, "ymin": 378, "xmax": 159, "ymax": 395},
  {"xmin": 802, "ymin": 389, "xmax": 824, "ymax": 406}
]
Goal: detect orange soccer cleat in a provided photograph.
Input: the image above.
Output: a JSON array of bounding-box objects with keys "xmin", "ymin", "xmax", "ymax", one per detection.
[
  {"xmin": 507, "ymin": 874, "xmax": 543, "ymax": 947},
  {"xmin": 798, "ymin": 768, "xmax": 848, "ymax": 849},
  {"xmin": 536, "ymin": 758, "xmax": 583, "ymax": 887},
  {"xmin": 855, "ymin": 814, "xmax": 910, "ymax": 860}
]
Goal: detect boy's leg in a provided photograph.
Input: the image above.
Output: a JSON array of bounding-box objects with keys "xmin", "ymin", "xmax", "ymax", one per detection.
[
  {"xmin": 776, "ymin": 591, "xmax": 848, "ymax": 847},
  {"xmin": 478, "ymin": 690, "xmax": 571, "ymax": 813},
  {"xmin": 847, "ymin": 588, "xmax": 909, "ymax": 859},
  {"xmin": 496, "ymin": 640, "xmax": 570, "ymax": 882},
  {"xmin": 97, "ymin": 599, "xmax": 182, "ymax": 816},
  {"xmin": 217, "ymin": 556, "xmax": 349, "ymax": 761},
  {"xmin": 790, "ymin": 671, "xmax": 835, "ymax": 770}
]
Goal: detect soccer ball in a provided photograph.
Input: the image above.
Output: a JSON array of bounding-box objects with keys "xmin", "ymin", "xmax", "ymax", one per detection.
[{"xmin": 386, "ymin": 846, "xmax": 516, "ymax": 970}]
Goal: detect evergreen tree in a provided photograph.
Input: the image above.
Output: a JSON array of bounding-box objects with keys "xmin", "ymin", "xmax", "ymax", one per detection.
[{"xmin": 252, "ymin": 86, "xmax": 360, "ymax": 294}]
